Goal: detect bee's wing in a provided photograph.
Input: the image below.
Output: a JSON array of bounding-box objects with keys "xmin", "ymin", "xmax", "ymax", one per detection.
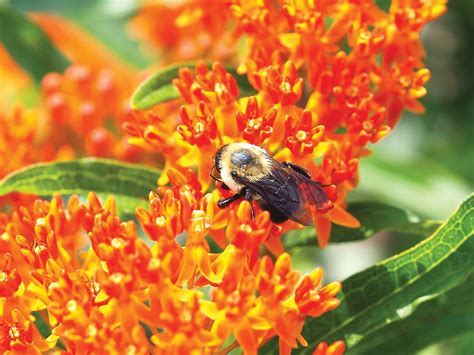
[{"xmin": 232, "ymin": 160, "xmax": 330, "ymax": 226}]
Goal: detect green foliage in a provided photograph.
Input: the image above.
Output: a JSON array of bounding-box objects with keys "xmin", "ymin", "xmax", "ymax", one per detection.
[
  {"xmin": 130, "ymin": 62, "xmax": 184, "ymax": 109},
  {"xmin": 262, "ymin": 194, "xmax": 474, "ymax": 354},
  {"xmin": 283, "ymin": 202, "xmax": 442, "ymax": 248},
  {"xmin": 0, "ymin": 5, "xmax": 69, "ymax": 83},
  {"xmin": 349, "ymin": 276, "xmax": 474, "ymax": 354},
  {"xmin": 0, "ymin": 159, "xmax": 160, "ymax": 215},
  {"xmin": 131, "ymin": 63, "xmax": 256, "ymax": 109}
]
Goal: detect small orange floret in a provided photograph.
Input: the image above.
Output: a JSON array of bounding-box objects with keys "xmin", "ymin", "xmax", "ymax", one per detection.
[
  {"xmin": 285, "ymin": 110, "xmax": 325, "ymax": 157},
  {"xmin": 313, "ymin": 340, "xmax": 346, "ymax": 355},
  {"xmin": 236, "ymin": 97, "xmax": 277, "ymax": 145}
]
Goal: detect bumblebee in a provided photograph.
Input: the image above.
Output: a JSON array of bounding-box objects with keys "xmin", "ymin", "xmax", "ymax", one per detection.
[{"xmin": 210, "ymin": 142, "xmax": 332, "ymax": 225}]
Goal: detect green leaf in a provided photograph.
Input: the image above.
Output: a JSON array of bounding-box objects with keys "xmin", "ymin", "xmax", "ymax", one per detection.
[
  {"xmin": 130, "ymin": 62, "xmax": 184, "ymax": 110},
  {"xmin": 130, "ymin": 63, "xmax": 256, "ymax": 109},
  {"xmin": 0, "ymin": 159, "xmax": 160, "ymax": 213},
  {"xmin": 261, "ymin": 194, "xmax": 474, "ymax": 354},
  {"xmin": 283, "ymin": 202, "xmax": 441, "ymax": 249},
  {"xmin": 349, "ymin": 277, "xmax": 474, "ymax": 354},
  {"xmin": 0, "ymin": 5, "xmax": 69, "ymax": 83}
]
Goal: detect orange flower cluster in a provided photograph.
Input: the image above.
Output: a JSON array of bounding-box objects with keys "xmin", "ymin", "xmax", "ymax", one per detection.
[
  {"xmin": 129, "ymin": 0, "xmax": 234, "ymax": 62},
  {"xmin": 127, "ymin": 0, "xmax": 445, "ymax": 246},
  {"xmin": 0, "ymin": 62, "xmax": 151, "ymax": 184},
  {"xmin": 41, "ymin": 65, "xmax": 143, "ymax": 161},
  {"xmin": 0, "ymin": 185, "xmax": 341, "ymax": 353},
  {"xmin": 0, "ymin": 16, "xmax": 157, "ymax": 182}
]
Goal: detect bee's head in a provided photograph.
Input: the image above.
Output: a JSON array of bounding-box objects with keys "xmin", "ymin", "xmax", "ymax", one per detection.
[
  {"xmin": 214, "ymin": 143, "xmax": 271, "ymax": 186},
  {"xmin": 230, "ymin": 149, "xmax": 253, "ymax": 167}
]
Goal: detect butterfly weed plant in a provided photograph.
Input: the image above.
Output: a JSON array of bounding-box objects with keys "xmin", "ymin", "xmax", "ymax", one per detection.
[{"xmin": 0, "ymin": 1, "xmax": 472, "ymax": 354}]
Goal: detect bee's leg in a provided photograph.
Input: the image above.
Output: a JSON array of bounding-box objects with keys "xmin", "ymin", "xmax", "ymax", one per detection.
[
  {"xmin": 217, "ymin": 189, "xmax": 245, "ymax": 209},
  {"xmin": 221, "ymin": 182, "xmax": 230, "ymax": 190},
  {"xmin": 244, "ymin": 188, "xmax": 255, "ymax": 219}
]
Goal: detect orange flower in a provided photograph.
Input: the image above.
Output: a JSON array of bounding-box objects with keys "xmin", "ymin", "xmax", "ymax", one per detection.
[
  {"xmin": 285, "ymin": 109, "xmax": 325, "ymax": 158},
  {"xmin": 294, "ymin": 268, "xmax": 341, "ymax": 317},
  {"xmin": 253, "ymin": 253, "xmax": 342, "ymax": 352},
  {"xmin": 0, "ymin": 108, "xmax": 40, "ymax": 179},
  {"xmin": 236, "ymin": 97, "xmax": 277, "ymax": 145},
  {"xmin": 176, "ymin": 206, "xmax": 221, "ymax": 286},
  {"xmin": 202, "ymin": 276, "xmax": 271, "ymax": 355},
  {"xmin": 383, "ymin": 0, "xmax": 447, "ymax": 66},
  {"xmin": 151, "ymin": 294, "xmax": 221, "ymax": 353},
  {"xmin": 0, "ymin": 309, "xmax": 53, "ymax": 354},
  {"xmin": 373, "ymin": 58, "xmax": 431, "ymax": 125},
  {"xmin": 313, "ymin": 340, "xmax": 346, "ymax": 355},
  {"xmin": 249, "ymin": 60, "xmax": 304, "ymax": 107},
  {"xmin": 0, "ymin": 45, "xmax": 31, "ymax": 106},
  {"xmin": 0, "ymin": 254, "xmax": 20, "ymax": 298},
  {"xmin": 41, "ymin": 64, "xmax": 140, "ymax": 160},
  {"xmin": 130, "ymin": 1, "xmax": 234, "ymax": 62}
]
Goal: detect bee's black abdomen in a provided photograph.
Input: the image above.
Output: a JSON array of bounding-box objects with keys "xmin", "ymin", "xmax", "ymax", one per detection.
[{"xmin": 260, "ymin": 201, "xmax": 290, "ymax": 223}]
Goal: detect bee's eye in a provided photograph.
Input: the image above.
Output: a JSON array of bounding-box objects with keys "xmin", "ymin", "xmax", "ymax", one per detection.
[{"xmin": 231, "ymin": 151, "xmax": 252, "ymax": 166}]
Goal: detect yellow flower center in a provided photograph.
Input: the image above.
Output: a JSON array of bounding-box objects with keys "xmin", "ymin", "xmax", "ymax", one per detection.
[
  {"xmin": 111, "ymin": 238, "xmax": 125, "ymax": 249},
  {"xmin": 362, "ymin": 121, "xmax": 374, "ymax": 131},
  {"xmin": 0, "ymin": 272, "xmax": 7, "ymax": 282},
  {"xmin": 110, "ymin": 273, "xmax": 124, "ymax": 284},
  {"xmin": 281, "ymin": 81, "xmax": 292, "ymax": 92},
  {"xmin": 9, "ymin": 325, "xmax": 20, "ymax": 339},
  {"xmin": 34, "ymin": 244, "xmax": 47, "ymax": 255},
  {"xmin": 148, "ymin": 258, "xmax": 161, "ymax": 270},
  {"xmin": 249, "ymin": 118, "xmax": 262, "ymax": 130},
  {"xmin": 400, "ymin": 75, "xmax": 412, "ymax": 88},
  {"xmin": 125, "ymin": 345, "xmax": 138, "ymax": 355},
  {"xmin": 36, "ymin": 218, "xmax": 46, "ymax": 226},
  {"xmin": 48, "ymin": 282, "xmax": 60, "ymax": 291},
  {"xmin": 67, "ymin": 299, "xmax": 78, "ymax": 313},
  {"xmin": 214, "ymin": 82, "xmax": 226, "ymax": 95},
  {"xmin": 296, "ymin": 130, "xmax": 307, "ymax": 141},
  {"xmin": 180, "ymin": 310, "xmax": 192, "ymax": 323},
  {"xmin": 155, "ymin": 216, "xmax": 166, "ymax": 227},
  {"xmin": 195, "ymin": 121, "xmax": 205, "ymax": 134},
  {"xmin": 227, "ymin": 291, "xmax": 241, "ymax": 305},
  {"xmin": 87, "ymin": 324, "xmax": 98, "ymax": 337}
]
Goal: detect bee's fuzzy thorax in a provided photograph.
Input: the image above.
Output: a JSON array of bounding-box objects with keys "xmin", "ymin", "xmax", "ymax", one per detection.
[{"xmin": 217, "ymin": 143, "xmax": 272, "ymax": 193}]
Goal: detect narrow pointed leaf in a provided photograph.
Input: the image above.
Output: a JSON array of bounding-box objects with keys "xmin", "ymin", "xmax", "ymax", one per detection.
[
  {"xmin": 0, "ymin": 159, "xmax": 160, "ymax": 215},
  {"xmin": 349, "ymin": 276, "xmax": 474, "ymax": 354},
  {"xmin": 283, "ymin": 202, "xmax": 441, "ymax": 248},
  {"xmin": 262, "ymin": 194, "xmax": 474, "ymax": 353},
  {"xmin": 0, "ymin": 5, "xmax": 69, "ymax": 83},
  {"xmin": 131, "ymin": 63, "xmax": 256, "ymax": 109}
]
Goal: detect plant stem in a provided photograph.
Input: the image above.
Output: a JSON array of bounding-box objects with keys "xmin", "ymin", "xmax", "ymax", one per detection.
[{"xmin": 215, "ymin": 340, "xmax": 239, "ymax": 355}]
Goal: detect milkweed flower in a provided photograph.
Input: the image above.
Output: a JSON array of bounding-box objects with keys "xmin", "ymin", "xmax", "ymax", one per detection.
[
  {"xmin": 126, "ymin": 0, "xmax": 444, "ymax": 246},
  {"xmin": 0, "ymin": 187, "xmax": 343, "ymax": 353},
  {"xmin": 129, "ymin": 1, "xmax": 234, "ymax": 62},
  {"xmin": 314, "ymin": 340, "xmax": 346, "ymax": 355}
]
